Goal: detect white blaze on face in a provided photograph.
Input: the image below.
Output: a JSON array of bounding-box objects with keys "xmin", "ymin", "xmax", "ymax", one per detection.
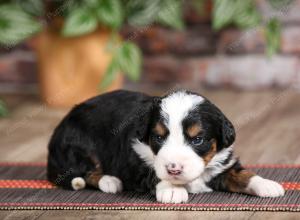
[{"xmin": 154, "ymin": 91, "xmax": 205, "ymax": 184}]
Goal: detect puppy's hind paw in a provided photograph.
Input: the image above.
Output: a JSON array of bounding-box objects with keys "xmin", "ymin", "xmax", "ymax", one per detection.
[
  {"xmin": 71, "ymin": 177, "xmax": 86, "ymax": 190},
  {"xmin": 246, "ymin": 176, "xmax": 285, "ymax": 197},
  {"xmin": 98, "ymin": 175, "xmax": 123, "ymax": 194}
]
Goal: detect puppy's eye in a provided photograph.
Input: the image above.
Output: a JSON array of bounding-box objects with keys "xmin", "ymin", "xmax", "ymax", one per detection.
[
  {"xmin": 154, "ymin": 135, "xmax": 164, "ymax": 143},
  {"xmin": 191, "ymin": 136, "xmax": 203, "ymax": 146}
]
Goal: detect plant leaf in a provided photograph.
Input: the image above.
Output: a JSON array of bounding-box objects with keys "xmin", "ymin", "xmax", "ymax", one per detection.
[
  {"xmin": 62, "ymin": 6, "xmax": 98, "ymax": 37},
  {"xmin": 100, "ymin": 60, "xmax": 119, "ymax": 90},
  {"xmin": 213, "ymin": 0, "xmax": 261, "ymax": 30},
  {"xmin": 0, "ymin": 4, "xmax": 41, "ymax": 46},
  {"xmin": 105, "ymin": 31, "xmax": 121, "ymax": 53},
  {"xmin": 126, "ymin": 0, "xmax": 160, "ymax": 27},
  {"xmin": 234, "ymin": 0, "xmax": 261, "ymax": 28},
  {"xmin": 212, "ymin": 0, "xmax": 236, "ymax": 30},
  {"xmin": 14, "ymin": 0, "xmax": 44, "ymax": 17},
  {"xmin": 156, "ymin": 0, "xmax": 184, "ymax": 30},
  {"xmin": 265, "ymin": 18, "xmax": 281, "ymax": 57},
  {"xmin": 116, "ymin": 42, "xmax": 141, "ymax": 81},
  {"xmin": 0, "ymin": 100, "xmax": 8, "ymax": 117},
  {"xmin": 96, "ymin": 0, "xmax": 123, "ymax": 29}
]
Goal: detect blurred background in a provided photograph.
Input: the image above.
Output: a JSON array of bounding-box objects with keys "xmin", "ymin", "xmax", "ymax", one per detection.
[{"xmin": 0, "ymin": 0, "xmax": 299, "ymax": 164}]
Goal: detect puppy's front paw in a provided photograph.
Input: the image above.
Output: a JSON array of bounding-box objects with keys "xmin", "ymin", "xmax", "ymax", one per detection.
[
  {"xmin": 246, "ymin": 176, "xmax": 285, "ymax": 197},
  {"xmin": 186, "ymin": 178, "xmax": 213, "ymax": 194},
  {"xmin": 156, "ymin": 181, "xmax": 188, "ymax": 203},
  {"xmin": 98, "ymin": 175, "xmax": 123, "ymax": 193}
]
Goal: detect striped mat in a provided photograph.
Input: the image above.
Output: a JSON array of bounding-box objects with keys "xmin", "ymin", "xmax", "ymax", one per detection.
[{"xmin": 0, "ymin": 163, "xmax": 299, "ymax": 211}]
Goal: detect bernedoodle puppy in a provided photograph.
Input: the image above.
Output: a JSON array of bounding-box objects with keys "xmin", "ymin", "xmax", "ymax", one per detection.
[{"xmin": 47, "ymin": 90, "xmax": 284, "ymax": 203}]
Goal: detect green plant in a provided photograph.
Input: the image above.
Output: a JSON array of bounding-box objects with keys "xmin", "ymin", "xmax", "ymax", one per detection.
[
  {"xmin": 0, "ymin": 0, "xmax": 184, "ymax": 89},
  {"xmin": 212, "ymin": 0, "xmax": 294, "ymax": 57}
]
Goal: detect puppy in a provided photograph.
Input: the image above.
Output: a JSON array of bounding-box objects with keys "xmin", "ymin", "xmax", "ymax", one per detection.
[{"xmin": 47, "ymin": 90, "xmax": 284, "ymax": 203}]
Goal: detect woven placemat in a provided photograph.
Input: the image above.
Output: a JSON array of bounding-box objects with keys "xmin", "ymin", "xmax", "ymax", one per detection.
[{"xmin": 0, "ymin": 163, "xmax": 299, "ymax": 211}]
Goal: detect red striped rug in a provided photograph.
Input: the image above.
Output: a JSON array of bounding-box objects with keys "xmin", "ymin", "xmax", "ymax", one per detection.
[{"xmin": 0, "ymin": 163, "xmax": 299, "ymax": 211}]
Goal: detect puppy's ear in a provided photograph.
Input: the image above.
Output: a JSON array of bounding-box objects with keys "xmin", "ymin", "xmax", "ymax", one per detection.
[
  {"xmin": 202, "ymin": 101, "xmax": 235, "ymax": 151},
  {"xmin": 218, "ymin": 114, "xmax": 236, "ymax": 150},
  {"xmin": 136, "ymin": 97, "xmax": 161, "ymax": 141}
]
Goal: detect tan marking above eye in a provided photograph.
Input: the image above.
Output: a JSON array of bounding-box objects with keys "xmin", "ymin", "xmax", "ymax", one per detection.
[
  {"xmin": 154, "ymin": 122, "xmax": 167, "ymax": 136},
  {"xmin": 187, "ymin": 124, "xmax": 202, "ymax": 138}
]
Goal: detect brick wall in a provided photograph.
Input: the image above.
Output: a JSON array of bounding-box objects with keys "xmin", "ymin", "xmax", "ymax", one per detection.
[
  {"xmin": 1, "ymin": 0, "xmax": 300, "ymax": 91},
  {"xmin": 0, "ymin": 43, "xmax": 37, "ymax": 92},
  {"xmin": 123, "ymin": 0, "xmax": 300, "ymax": 90}
]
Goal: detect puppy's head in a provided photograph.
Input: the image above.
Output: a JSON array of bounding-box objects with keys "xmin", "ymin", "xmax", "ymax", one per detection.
[{"xmin": 146, "ymin": 90, "xmax": 235, "ymax": 185}]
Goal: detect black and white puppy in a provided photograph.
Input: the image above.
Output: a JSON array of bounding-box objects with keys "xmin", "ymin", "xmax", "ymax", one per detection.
[{"xmin": 47, "ymin": 90, "xmax": 284, "ymax": 203}]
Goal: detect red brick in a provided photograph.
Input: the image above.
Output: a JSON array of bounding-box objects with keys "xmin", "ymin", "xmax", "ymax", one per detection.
[
  {"xmin": 281, "ymin": 26, "xmax": 300, "ymax": 54},
  {"xmin": 218, "ymin": 28, "xmax": 265, "ymax": 54},
  {"xmin": 142, "ymin": 56, "xmax": 195, "ymax": 84},
  {"xmin": 0, "ymin": 50, "xmax": 37, "ymax": 84},
  {"xmin": 0, "ymin": 43, "xmax": 31, "ymax": 54},
  {"xmin": 122, "ymin": 25, "xmax": 217, "ymax": 55}
]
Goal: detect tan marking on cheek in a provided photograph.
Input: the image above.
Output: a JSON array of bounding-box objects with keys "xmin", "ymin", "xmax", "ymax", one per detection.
[
  {"xmin": 225, "ymin": 169, "xmax": 255, "ymax": 193},
  {"xmin": 85, "ymin": 154, "xmax": 103, "ymax": 188},
  {"xmin": 187, "ymin": 124, "xmax": 202, "ymax": 138},
  {"xmin": 85, "ymin": 168, "xmax": 103, "ymax": 188},
  {"xmin": 203, "ymin": 140, "xmax": 217, "ymax": 165},
  {"xmin": 154, "ymin": 122, "xmax": 167, "ymax": 136}
]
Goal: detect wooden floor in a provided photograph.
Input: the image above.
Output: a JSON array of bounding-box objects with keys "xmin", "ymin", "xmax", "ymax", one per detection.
[{"xmin": 0, "ymin": 88, "xmax": 300, "ymax": 219}]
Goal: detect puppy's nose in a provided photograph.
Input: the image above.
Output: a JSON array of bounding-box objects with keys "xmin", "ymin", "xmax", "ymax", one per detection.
[{"xmin": 166, "ymin": 163, "xmax": 183, "ymax": 176}]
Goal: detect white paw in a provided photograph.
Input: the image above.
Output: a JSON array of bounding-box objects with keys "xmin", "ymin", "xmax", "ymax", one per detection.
[
  {"xmin": 246, "ymin": 176, "xmax": 285, "ymax": 197},
  {"xmin": 98, "ymin": 175, "xmax": 123, "ymax": 193},
  {"xmin": 71, "ymin": 177, "xmax": 86, "ymax": 190},
  {"xmin": 186, "ymin": 178, "xmax": 213, "ymax": 194},
  {"xmin": 156, "ymin": 181, "xmax": 188, "ymax": 203}
]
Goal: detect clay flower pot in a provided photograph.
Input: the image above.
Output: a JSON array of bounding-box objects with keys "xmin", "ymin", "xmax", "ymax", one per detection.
[{"xmin": 33, "ymin": 28, "xmax": 123, "ymax": 107}]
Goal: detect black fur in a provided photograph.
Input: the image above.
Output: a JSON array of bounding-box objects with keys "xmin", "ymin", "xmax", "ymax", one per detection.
[
  {"xmin": 47, "ymin": 90, "xmax": 159, "ymax": 192},
  {"xmin": 47, "ymin": 90, "xmax": 236, "ymax": 193}
]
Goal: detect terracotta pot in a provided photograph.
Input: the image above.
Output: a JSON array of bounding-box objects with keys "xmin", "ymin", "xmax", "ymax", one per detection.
[{"xmin": 33, "ymin": 28, "xmax": 123, "ymax": 108}]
